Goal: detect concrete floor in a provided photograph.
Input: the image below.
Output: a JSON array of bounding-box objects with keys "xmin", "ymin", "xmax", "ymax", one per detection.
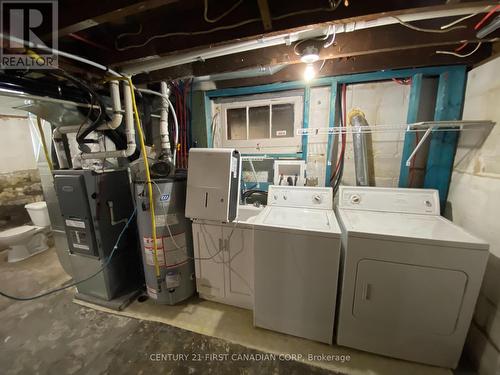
[{"xmin": 0, "ymin": 248, "xmax": 334, "ymax": 375}]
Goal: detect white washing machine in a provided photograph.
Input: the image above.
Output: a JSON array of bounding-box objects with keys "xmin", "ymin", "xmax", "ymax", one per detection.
[
  {"xmin": 253, "ymin": 186, "xmax": 341, "ymax": 344},
  {"xmin": 335, "ymin": 186, "xmax": 489, "ymax": 368}
]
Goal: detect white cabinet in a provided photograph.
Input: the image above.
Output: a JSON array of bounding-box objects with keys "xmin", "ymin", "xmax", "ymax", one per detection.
[{"xmin": 192, "ymin": 221, "xmax": 254, "ymax": 310}]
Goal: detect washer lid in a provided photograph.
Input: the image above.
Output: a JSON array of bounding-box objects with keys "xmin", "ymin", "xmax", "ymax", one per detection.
[
  {"xmin": 253, "ymin": 206, "xmax": 340, "ymax": 236},
  {"xmin": 0, "ymin": 225, "xmax": 36, "ymax": 238},
  {"xmin": 338, "ymin": 209, "xmax": 489, "ymax": 250}
]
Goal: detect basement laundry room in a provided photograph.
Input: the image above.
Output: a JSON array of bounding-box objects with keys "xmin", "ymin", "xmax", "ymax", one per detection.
[{"xmin": 0, "ymin": 1, "xmax": 499, "ymax": 375}]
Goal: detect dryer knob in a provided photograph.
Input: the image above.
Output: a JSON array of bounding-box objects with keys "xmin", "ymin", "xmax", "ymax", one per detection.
[
  {"xmin": 350, "ymin": 194, "xmax": 361, "ymax": 204},
  {"xmin": 313, "ymin": 194, "xmax": 322, "ymax": 203}
]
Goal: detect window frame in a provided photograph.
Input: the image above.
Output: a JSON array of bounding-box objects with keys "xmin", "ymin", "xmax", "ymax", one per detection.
[{"xmin": 219, "ymin": 96, "xmax": 303, "ymax": 153}]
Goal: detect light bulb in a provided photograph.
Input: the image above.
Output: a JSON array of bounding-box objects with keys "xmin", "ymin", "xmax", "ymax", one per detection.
[{"xmin": 304, "ymin": 63, "xmax": 316, "ymax": 82}]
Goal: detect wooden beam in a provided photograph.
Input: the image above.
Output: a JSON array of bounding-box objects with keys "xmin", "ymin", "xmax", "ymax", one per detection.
[
  {"xmin": 108, "ymin": 0, "xmax": 463, "ymax": 64},
  {"xmin": 134, "ymin": 16, "xmax": 498, "ymax": 82},
  {"xmin": 257, "ymin": 0, "xmax": 273, "ymax": 31},
  {"xmin": 212, "ymin": 44, "xmax": 491, "ymax": 89},
  {"xmin": 56, "ymin": 0, "xmax": 179, "ymax": 38}
]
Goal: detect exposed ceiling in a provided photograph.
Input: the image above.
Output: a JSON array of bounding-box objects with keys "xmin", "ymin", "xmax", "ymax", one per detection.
[{"xmin": 4, "ymin": 0, "xmax": 500, "ymax": 86}]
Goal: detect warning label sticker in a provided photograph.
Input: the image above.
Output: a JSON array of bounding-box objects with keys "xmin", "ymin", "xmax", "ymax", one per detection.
[
  {"xmin": 146, "ymin": 286, "xmax": 158, "ymax": 299},
  {"xmin": 166, "ymin": 271, "xmax": 181, "ymax": 289},
  {"xmin": 143, "ymin": 235, "xmax": 188, "ymax": 267}
]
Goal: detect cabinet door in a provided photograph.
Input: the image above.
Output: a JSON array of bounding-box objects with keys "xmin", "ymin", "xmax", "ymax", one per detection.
[
  {"xmin": 353, "ymin": 259, "xmax": 467, "ymax": 335},
  {"xmin": 223, "ymin": 226, "xmax": 254, "ymax": 309},
  {"xmin": 192, "ymin": 223, "xmax": 225, "ymax": 298}
]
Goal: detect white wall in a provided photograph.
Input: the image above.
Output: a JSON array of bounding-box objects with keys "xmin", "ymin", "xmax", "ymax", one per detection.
[
  {"xmin": 446, "ymin": 55, "xmax": 500, "ymax": 375},
  {"xmin": 212, "ymin": 81, "xmax": 410, "ymax": 187},
  {"xmin": 0, "ymin": 115, "xmax": 37, "ymax": 173},
  {"xmin": 306, "ymin": 81, "xmax": 410, "ymax": 186}
]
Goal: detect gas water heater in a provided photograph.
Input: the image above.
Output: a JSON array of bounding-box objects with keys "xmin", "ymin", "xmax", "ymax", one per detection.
[{"xmin": 135, "ymin": 173, "xmax": 196, "ymax": 304}]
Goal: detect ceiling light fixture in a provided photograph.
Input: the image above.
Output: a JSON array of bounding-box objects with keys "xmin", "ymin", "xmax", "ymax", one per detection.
[{"xmin": 300, "ymin": 45, "xmax": 320, "ymax": 64}]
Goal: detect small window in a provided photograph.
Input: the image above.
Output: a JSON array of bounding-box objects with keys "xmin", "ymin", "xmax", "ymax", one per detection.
[
  {"xmin": 225, "ymin": 103, "xmax": 296, "ymax": 141},
  {"xmin": 272, "ymin": 103, "xmax": 294, "ymax": 138},
  {"xmin": 227, "ymin": 108, "xmax": 246, "ymax": 140},
  {"xmin": 249, "ymin": 106, "xmax": 270, "ymax": 139},
  {"xmin": 219, "ymin": 95, "xmax": 303, "ymax": 153}
]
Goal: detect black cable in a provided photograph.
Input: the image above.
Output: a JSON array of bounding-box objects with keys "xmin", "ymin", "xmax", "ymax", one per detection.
[{"xmin": 0, "ymin": 208, "xmax": 137, "ymax": 301}]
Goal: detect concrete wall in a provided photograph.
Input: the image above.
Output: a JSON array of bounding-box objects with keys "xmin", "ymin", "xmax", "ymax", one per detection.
[
  {"xmin": 305, "ymin": 81, "xmax": 410, "ymax": 186},
  {"xmin": 446, "ymin": 55, "xmax": 500, "ymax": 375},
  {"xmin": 211, "ymin": 81, "xmax": 410, "ymax": 187},
  {"xmin": 0, "ymin": 115, "xmax": 37, "ymax": 172},
  {"xmin": 0, "ymin": 114, "xmax": 42, "ymax": 229}
]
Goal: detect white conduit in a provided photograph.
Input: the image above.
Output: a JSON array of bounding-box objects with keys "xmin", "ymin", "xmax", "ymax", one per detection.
[
  {"xmin": 97, "ymin": 80, "xmax": 123, "ymax": 131},
  {"xmin": 136, "ymin": 88, "xmax": 179, "ymax": 167},
  {"xmin": 159, "ymin": 82, "xmax": 171, "ymax": 154}
]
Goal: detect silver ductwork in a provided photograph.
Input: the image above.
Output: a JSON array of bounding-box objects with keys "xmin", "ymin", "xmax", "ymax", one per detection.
[{"xmin": 348, "ymin": 109, "xmax": 373, "ymax": 186}]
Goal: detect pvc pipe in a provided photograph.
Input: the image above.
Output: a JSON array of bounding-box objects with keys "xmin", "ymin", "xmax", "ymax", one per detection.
[
  {"xmin": 136, "ymin": 88, "xmax": 178, "ymax": 167},
  {"xmin": 81, "ymin": 81, "xmax": 137, "ymax": 159},
  {"xmin": 97, "ymin": 80, "xmax": 123, "ymax": 130},
  {"xmin": 160, "ymin": 82, "xmax": 171, "ymax": 153}
]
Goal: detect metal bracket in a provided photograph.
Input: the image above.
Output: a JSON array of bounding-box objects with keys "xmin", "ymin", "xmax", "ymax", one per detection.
[
  {"xmin": 405, "ymin": 126, "xmax": 433, "ymax": 167},
  {"xmin": 107, "ymin": 201, "xmax": 128, "ymax": 225}
]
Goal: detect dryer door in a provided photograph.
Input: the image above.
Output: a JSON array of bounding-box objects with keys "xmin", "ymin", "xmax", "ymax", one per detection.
[{"xmin": 353, "ymin": 259, "xmax": 467, "ymax": 335}]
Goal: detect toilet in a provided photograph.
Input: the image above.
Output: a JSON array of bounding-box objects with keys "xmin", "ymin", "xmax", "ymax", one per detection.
[{"xmin": 0, "ymin": 201, "xmax": 51, "ymax": 263}]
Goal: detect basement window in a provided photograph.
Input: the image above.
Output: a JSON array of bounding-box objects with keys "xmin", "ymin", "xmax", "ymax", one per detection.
[{"xmin": 219, "ymin": 95, "xmax": 303, "ymax": 154}]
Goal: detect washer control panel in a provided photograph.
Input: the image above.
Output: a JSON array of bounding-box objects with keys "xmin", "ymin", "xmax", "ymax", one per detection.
[
  {"xmin": 338, "ymin": 186, "xmax": 440, "ymax": 215},
  {"xmin": 267, "ymin": 186, "xmax": 333, "ymax": 210}
]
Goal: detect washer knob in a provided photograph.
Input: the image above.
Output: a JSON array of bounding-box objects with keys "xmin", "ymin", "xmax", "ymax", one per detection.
[
  {"xmin": 313, "ymin": 194, "xmax": 322, "ymax": 203},
  {"xmin": 350, "ymin": 194, "xmax": 361, "ymax": 204}
]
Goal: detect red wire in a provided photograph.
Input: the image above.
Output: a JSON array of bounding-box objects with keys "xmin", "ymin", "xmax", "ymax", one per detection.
[
  {"xmin": 474, "ymin": 5, "xmax": 500, "ymax": 30},
  {"xmin": 333, "ymin": 84, "xmax": 347, "ymax": 177},
  {"xmin": 454, "ymin": 42, "xmax": 469, "ymax": 52}
]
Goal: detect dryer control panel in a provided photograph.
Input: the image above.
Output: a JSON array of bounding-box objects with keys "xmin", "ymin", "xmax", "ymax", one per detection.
[
  {"xmin": 338, "ymin": 186, "xmax": 439, "ymax": 215},
  {"xmin": 267, "ymin": 186, "xmax": 333, "ymax": 210}
]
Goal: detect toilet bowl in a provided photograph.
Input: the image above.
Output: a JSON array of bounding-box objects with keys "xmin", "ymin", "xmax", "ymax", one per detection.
[{"xmin": 0, "ymin": 201, "xmax": 51, "ymax": 263}]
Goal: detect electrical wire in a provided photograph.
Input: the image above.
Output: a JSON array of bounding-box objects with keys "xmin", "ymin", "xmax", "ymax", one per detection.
[
  {"xmin": 436, "ymin": 42, "xmax": 482, "ymax": 58},
  {"xmin": 35, "ymin": 117, "xmax": 54, "ymax": 171},
  {"xmin": 474, "ymin": 5, "xmax": 500, "ymax": 30},
  {"xmin": 271, "ymin": 1, "xmax": 342, "ymax": 21},
  {"xmin": 106, "ymin": 76, "xmax": 161, "ymax": 279},
  {"xmin": 210, "ymin": 110, "xmax": 220, "ymax": 146},
  {"xmin": 115, "ymin": 1, "xmax": 342, "ymax": 51},
  {"xmin": 0, "ymin": 208, "xmax": 137, "ymax": 301},
  {"xmin": 392, "ymin": 16, "xmax": 467, "ymax": 33},
  {"xmin": 204, "ymin": 0, "xmax": 244, "ymax": 23},
  {"xmin": 323, "ymin": 24, "xmax": 336, "ymax": 48},
  {"xmin": 115, "ymin": 18, "xmax": 261, "ymax": 51},
  {"xmin": 440, "ymin": 12, "xmax": 482, "ymax": 30}
]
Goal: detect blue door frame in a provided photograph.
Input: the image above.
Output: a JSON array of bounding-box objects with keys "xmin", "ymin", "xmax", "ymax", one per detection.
[{"xmin": 205, "ymin": 65, "xmax": 467, "ymax": 194}]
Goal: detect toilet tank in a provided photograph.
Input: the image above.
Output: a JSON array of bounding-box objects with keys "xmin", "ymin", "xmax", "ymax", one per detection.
[{"xmin": 25, "ymin": 201, "xmax": 50, "ymax": 227}]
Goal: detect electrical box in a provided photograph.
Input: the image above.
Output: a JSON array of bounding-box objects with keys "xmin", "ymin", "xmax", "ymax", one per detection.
[
  {"xmin": 273, "ymin": 160, "xmax": 306, "ymax": 186},
  {"xmin": 185, "ymin": 148, "xmax": 241, "ymax": 222}
]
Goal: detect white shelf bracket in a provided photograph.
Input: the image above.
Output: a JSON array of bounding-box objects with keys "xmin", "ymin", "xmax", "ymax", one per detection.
[{"xmin": 405, "ymin": 126, "xmax": 434, "ymax": 167}]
